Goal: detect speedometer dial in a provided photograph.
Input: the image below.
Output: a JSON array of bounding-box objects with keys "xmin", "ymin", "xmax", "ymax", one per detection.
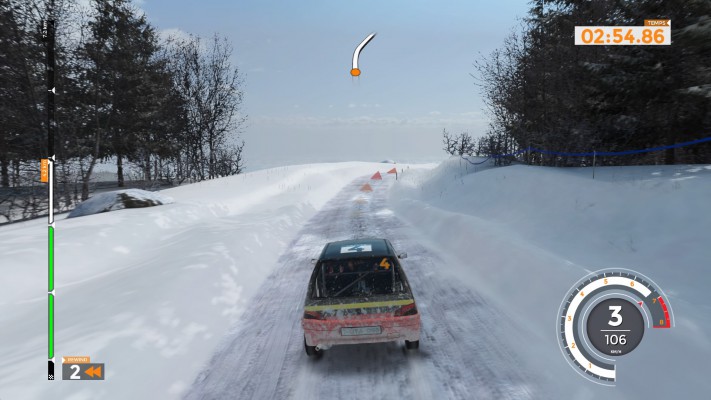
[{"xmin": 557, "ymin": 268, "xmax": 674, "ymax": 385}]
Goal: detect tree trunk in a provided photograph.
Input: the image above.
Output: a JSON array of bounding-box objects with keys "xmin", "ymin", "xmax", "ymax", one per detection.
[
  {"xmin": 664, "ymin": 147, "xmax": 675, "ymax": 165},
  {"xmin": 144, "ymin": 153, "xmax": 152, "ymax": 181},
  {"xmin": 82, "ymin": 128, "xmax": 103, "ymax": 201},
  {"xmin": 12, "ymin": 160, "xmax": 20, "ymax": 187},
  {"xmin": 81, "ymin": 155, "xmax": 98, "ymax": 201},
  {"xmin": 117, "ymin": 153, "xmax": 125, "ymax": 187},
  {"xmin": 0, "ymin": 158, "xmax": 8, "ymax": 187}
]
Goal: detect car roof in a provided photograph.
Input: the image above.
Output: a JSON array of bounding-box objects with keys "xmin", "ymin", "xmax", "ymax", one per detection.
[{"xmin": 319, "ymin": 238, "xmax": 394, "ymax": 260}]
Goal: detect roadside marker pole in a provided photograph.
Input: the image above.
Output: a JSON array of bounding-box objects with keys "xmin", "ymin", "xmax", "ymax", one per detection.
[{"xmin": 387, "ymin": 167, "xmax": 397, "ymax": 181}]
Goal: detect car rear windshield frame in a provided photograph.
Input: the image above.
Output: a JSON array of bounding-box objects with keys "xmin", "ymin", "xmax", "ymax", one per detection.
[{"xmin": 313, "ymin": 257, "xmax": 403, "ymax": 299}]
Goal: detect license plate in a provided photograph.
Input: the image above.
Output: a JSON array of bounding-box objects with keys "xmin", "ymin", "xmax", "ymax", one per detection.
[{"xmin": 341, "ymin": 326, "xmax": 382, "ymax": 336}]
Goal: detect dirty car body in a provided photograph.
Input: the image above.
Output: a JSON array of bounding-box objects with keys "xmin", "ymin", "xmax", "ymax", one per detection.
[{"xmin": 301, "ymin": 238, "xmax": 420, "ymax": 355}]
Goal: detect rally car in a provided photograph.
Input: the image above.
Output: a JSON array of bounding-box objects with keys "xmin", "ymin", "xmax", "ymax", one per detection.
[{"xmin": 301, "ymin": 238, "xmax": 420, "ymax": 356}]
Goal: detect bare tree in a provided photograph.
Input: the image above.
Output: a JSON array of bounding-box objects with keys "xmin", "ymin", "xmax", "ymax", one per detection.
[
  {"xmin": 442, "ymin": 129, "xmax": 477, "ymax": 156},
  {"xmin": 166, "ymin": 33, "xmax": 245, "ymax": 181}
]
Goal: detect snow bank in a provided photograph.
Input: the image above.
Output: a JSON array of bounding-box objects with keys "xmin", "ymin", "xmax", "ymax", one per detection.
[
  {"xmin": 67, "ymin": 189, "xmax": 174, "ymax": 218},
  {"xmin": 0, "ymin": 162, "xmax": 392, "ymax": 400},
  {"xmin": 390, "ymin": 158, "xmax": 711, "ymax": 399}
]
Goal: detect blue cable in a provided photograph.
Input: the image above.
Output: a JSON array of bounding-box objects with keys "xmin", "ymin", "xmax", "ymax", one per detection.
[{"xmin": 459, "ymin": 135, "xmax": 711, "ymax": 163}]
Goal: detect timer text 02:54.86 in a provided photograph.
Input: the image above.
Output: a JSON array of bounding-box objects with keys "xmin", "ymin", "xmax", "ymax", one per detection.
[{"xmin": 575, "ymin": 23, "xmax": 670, "ymax": 46}]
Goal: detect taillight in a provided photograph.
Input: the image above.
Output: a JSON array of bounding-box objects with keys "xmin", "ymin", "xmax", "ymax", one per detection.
[
  {"xmin": 303, "ymin": 311, "xmax": 324, "ymax": 320},
  {"xmin": 395, "ymin": 302, "xmax": 418, "ymax": 317}
]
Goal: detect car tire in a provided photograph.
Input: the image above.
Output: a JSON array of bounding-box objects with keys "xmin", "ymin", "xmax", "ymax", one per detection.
[
  {"xmin": 405, "ymin": 340, "xmax": 419, "ymax": 350},
  {"xmin": 304, "ymin": 337, "xmax": 322, "ymax": 357}
]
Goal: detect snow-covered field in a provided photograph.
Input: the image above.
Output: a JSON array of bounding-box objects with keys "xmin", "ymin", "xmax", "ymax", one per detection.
[
  {"xmin": 390, "ymin": 158, "xmax": 711, "ymax": 398},
  {"xmin": 0, "ymin": 158, "xmax": 709, "ymax": 399},
  {"xmin": 0, "ymin": 162, "xmax": 394, "ymax": 400}
]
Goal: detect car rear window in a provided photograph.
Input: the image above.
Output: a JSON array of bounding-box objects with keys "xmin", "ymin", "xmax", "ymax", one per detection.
[{"xmin": 313, "ymin": 257, "xmax": 404, "ymax": 298}]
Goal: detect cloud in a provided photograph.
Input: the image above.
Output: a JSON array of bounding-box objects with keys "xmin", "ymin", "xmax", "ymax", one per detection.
[
  {"xmin": 254, "ymin": 112, "xmax": 487, "ymax": 127},
  {"xmin": 347, "ymin": 103, "xmax": 382, "ymax": 109},
  {"xmin": 459, "ymin": 111, "xmax": 483, "ymax": 118},
  {"xmin": 158, "ymin": 28, "xmax": 191, "ymax": 43}
]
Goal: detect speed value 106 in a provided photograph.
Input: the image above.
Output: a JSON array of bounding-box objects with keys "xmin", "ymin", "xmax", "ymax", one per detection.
[{"xmin": 586, "ymin": 299, "xmax": 644, "ymax": 356}]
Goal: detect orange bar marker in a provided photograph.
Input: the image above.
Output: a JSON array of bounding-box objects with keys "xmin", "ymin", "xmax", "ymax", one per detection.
[
  {"xmin": 40, "ymin": 159, "xmax": 49, "ymax": 183},
  {"xmin": 62, "ymin": 356, "xmax": 91, "ymax": 364}
]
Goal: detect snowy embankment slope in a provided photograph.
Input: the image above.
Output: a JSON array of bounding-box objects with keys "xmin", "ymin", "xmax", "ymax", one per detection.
[
  {"xmin": 390, "ymin": 158, "xmax": 711, "ymax": 398},
  {"xmin": 0, "ymin": 162, "xmax": 391, "ymax": 400}
]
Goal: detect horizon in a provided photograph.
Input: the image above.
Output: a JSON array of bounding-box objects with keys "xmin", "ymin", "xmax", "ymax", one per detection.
[{"xmin": 135, "ymin": 0, "xmax": 531, "ymax": 170}]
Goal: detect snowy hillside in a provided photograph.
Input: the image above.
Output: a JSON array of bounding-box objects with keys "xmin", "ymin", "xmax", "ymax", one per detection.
[
  {"xmin": 0, "ymin": 158, "xmax": 708, "ymax": 400},
  {"xmin": 390, "ymin": 157, "xmax": 711, "ymax": 398}
]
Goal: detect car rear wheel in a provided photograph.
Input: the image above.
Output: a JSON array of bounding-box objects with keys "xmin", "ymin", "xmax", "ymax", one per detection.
[
  {"xmin": 405, "ymin": 340, "xmax": 419, "ymax": 350},
  {"xmin": 304, "ymin": 337, "xmax": 322, "ymax": 357}
]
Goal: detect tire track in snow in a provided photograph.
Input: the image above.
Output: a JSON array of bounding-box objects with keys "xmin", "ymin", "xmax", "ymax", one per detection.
[{"xmin": 185, "ymin": 178, "xmax": 538, "ymax": 399}]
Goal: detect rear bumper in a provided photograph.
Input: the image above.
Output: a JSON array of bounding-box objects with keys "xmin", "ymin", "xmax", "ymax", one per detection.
[{"xmin": 302, "ymin": 314, "xmax": 420, "ymax": 347}]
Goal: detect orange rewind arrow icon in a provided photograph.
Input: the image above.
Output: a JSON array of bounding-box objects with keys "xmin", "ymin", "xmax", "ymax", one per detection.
[{"xmin": 85, "ymin": 365, "xmax": 102, "ymax": 378}]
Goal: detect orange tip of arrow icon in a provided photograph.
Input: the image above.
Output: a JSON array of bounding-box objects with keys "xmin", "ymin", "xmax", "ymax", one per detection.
[{"xmin": 350, "ymin": 68, "xmax": 361, "ymax": 77}]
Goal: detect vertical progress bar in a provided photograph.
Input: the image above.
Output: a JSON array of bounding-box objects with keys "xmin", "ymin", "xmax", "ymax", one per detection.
[{"xmin": 42, "ymin": 13, "xmax": 56, "ymax": 380}]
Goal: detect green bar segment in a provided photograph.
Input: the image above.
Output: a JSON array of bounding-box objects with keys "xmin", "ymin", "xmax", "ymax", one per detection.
[
  {"xmin": 48, "ymin": 226, "xmax": 54, "ymax": 292},
  {"xmin": 48, "ymin": 294, "xmax": 54, "ymax": 359}
]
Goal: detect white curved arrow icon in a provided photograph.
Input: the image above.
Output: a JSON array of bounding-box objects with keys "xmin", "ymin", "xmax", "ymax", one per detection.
[{"xmin": 350, "ymin": 32, "xmax": 376, "ymax": 77}]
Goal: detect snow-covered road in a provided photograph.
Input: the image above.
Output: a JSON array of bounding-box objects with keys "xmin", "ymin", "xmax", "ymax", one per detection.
[{"xmin": 184, "ymin": 177, "xmax": 539, "ymax": 400}]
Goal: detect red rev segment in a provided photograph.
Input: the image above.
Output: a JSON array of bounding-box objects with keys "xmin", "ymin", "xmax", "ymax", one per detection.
[
  {"xmin": 371, "ymin": 171, "xmax": 382, "ymax": 180},
  {"xmin": 654, "ymin": 296, "xmax": 671, "ymax": 328}
]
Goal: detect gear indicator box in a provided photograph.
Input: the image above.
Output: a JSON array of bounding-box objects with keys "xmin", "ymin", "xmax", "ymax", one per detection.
[{"xmin": 61, "ymin": 356, "xmax": 105, "ymax": 380}]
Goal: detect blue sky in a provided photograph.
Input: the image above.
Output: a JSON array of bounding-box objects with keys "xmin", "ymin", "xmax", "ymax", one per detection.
[{"xmin": 140, "ymin": 0, "xmax": 532, "ymax": 170}]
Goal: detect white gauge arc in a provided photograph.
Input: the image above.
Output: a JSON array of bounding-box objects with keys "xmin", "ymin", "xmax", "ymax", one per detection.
[
  {"xmin": 352, "ymin": 33, "xmax": 376, "ymax": 72},
  {"xmin": 557, "ymin": 268, "xmax": 674, "ymax": 386}
]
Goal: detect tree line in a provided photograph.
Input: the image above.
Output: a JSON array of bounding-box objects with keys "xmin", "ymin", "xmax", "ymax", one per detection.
[
  {"xmin": 0, "ymin": 0, "xmax": 245, "ymax": 222},
  {"xmin": 445, "ymin": 0, "xmax": 711, "ymax": 166}
]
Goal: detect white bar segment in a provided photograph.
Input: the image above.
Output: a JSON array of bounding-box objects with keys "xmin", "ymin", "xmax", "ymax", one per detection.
[{"xmin": 48, "ymin": 159, "xmax": 54, "ymax": 225}]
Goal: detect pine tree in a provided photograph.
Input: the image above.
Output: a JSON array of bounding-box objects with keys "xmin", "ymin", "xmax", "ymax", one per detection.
[
  {"xmin": 76, "ymin": 0, "xmax": 180, "ymax": 195},
  {"xmin": 0, "ymin": 0, "xmax": 45, "ymax": 187}
]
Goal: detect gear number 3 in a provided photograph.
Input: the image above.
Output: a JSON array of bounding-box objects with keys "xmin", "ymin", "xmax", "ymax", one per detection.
[{"xmin": 608, "ymin": 305, "xmax": 622, "ymax": 326}]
